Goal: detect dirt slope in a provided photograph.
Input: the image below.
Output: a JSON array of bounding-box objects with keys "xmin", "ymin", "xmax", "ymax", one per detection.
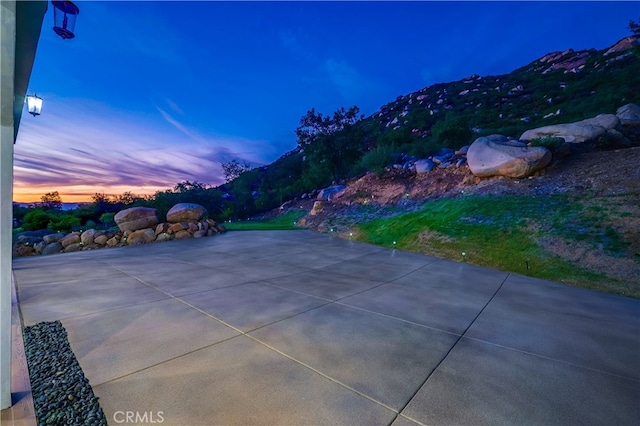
[{"xmin": 289, "ymin": 146, "xmax": 640, "ymax": 291}]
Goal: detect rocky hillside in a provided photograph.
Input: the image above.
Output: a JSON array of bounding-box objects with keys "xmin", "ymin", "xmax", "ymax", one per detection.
[
  {"xmin": 283, "ymin": 102, "xmax": 640, "ymax": 297},
  {"xmin": 220, "ymin": 34, "xmax": 640, "ymax": 222},
  {"xmin": 361, "ymin": 35, "xmax": 640, "ymax": 144}
]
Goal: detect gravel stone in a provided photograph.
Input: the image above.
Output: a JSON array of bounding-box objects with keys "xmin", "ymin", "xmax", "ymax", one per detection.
[{"xmin": 23, "ymin": 321, "xmax": 107, "ymax": 426}]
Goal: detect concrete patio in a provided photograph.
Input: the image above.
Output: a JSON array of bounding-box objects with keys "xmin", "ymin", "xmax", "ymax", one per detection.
[{"xmin": 6, "ymin": 230, "xmax": 640, "ymax": 425}]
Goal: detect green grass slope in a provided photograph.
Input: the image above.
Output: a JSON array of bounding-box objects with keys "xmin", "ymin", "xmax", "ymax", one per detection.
[{"xmin": 354, "ymin": 194, "xmax": 639, "ymax": 298}]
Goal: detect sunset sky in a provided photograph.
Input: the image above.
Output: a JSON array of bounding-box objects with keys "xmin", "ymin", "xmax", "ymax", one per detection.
[{"xmin": 14, "ymin": 1, "xmax": 638, "ymax": 203}]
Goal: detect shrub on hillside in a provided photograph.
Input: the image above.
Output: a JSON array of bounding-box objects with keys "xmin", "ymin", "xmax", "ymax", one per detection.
[
  {"xmin": 355, "ymin": 144, "xmax": 397, "ymax": 176},
  {"xmin": 529, "ymin": 136, "xmax": 566, "ymax": 153},
  {"xmin": 403, "ymin": 138, "xmax": 443, "ymax": 158},
  {"xmin": 431, "ymin": 115, "xmax": 473, "ymax": 149}
]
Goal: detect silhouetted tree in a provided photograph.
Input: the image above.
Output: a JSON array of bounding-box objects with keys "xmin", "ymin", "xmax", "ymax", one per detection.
[
  {"xmin": 295, "ymin": 106, "xmax": 364, "ymax": 183},
  {"xmin": 40, "ymin": 191, "xmax": 62, "ymax": 210},
  {"xmin": 630, "ymin": 18, "xmax": 640, "ymax": 57},
  {"xmin": 91, "ymin": 192, "xmax": 114, "ymax": 214},
  {"xmin": 174, "ymin": 181, "xmax": 209, "ymax": 193},
  {"xmin": 630, "ymin": 18, "xmax": 640, "ymax": 36},
  {"xmin": 221, "ymin": 159, "xmax": 252, "ymax": 183}
]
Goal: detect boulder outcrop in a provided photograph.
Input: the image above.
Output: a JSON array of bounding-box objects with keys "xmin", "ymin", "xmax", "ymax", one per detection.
[
  {"xmin": 166, "ymin": 203, "xmax": 206, "ymax": 223},
  {"xmin": 616, "ymin": 103, "xmax": 640, "ymax": 127},
  {"xmin": 520, "ymin": 114, "xmax": 621, "ymax": 144},
  {"xmin": 114, "ymin": 207, "xmax": 159, "ymax": 232},
  {"xmin": 310, "ymin": 201, "xmax": 324, "ymax": 216},
  {"xmin": 415, "ymin": 159, "xmax": 435, "ymax": 174},
  {"xmin": 467, "ymin": 135, "xmax": 552, "ymax": 178},
  {"xmin": 317, "ymin": 185, "xmax": 346, "ymax": 201}
]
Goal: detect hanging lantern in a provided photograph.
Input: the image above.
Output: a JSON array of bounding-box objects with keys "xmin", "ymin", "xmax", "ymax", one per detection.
[
  {"xmin": 52, "ymin": 0, "xmax": 80, "ymax": 40},
  {"xmin": 26, "ymin": 94, "xmax": 43, "ymax": 117}
]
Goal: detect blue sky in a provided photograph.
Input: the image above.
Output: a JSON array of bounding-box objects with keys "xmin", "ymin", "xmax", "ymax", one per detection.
[{"xmin": 14, "ymin": 1, "xmax": 639, "ymax": 202}]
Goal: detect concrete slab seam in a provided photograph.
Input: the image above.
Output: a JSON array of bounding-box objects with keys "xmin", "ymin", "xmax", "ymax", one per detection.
[
  {"xmin": 314, "ymin": 256, "xmax": 440, "ymax": 284},
  {"xmin": 172, "ymin": 296, "xmax": 401, "ymax": 414},
  {"xmin": 262, "ymin": 276, "xmax": 389, "ymax": 303},
  {"xmin": 91, "ymin": 333, "xmax": 246, "ymax": 388},
  {"xmin": 464, "ymin": 336, "xmax": 640, "ymax": 383},
  {"xmin": 333, "ymin": 301, "xmax": 461, "ymax": 338},
  {"xmin": 51, "ymin": 298, "xmax": 175, "ymax": 324},
  {"xmin": 390, "ymin": 272, "xmax": 511, "ymax": 425},
  {"xmin": 243, "ymin": 333, "xmax": 400, "ymax": 415},
  {"xmin": 393, "ymin": 413, "xmax": 429, "ymax": 426}
]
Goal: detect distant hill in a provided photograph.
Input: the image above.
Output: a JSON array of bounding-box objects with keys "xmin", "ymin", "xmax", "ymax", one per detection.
[{"xmin": 14, "ymin": 202, "xmax": 89, "ymax": 211}]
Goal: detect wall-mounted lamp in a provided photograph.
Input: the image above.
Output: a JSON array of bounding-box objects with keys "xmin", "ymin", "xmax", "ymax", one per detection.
[
  {"xmin": 52, "ymin": 0, "xmax": 80, "ymax": 40},
  {"xmin": 26, "ymin": 94, "xmax": 43, "ymax": 117}
]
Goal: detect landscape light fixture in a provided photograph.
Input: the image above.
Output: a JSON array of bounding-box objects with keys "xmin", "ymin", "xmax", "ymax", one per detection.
[
  {"xmin": 26, "ymin": 94, "xmax": 43, "ymax": 117},
  {"xmin": 52, "ymin": 0, "xmax": 80, "ymax": 40}
]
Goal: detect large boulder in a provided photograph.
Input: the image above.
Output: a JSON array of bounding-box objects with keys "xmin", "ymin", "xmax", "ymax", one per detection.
[
  {"xmin": 467, "ymin": 135, "xmax": 552, "ymax": 178},
  {"xmin": 520, "ymin": 114, "xmax": 620, "ymax": 144},
  {"xmin": 43, "ymin": 233, "xmax": 66, "ymax": 244},
  {"xmin": 14, "ymin": 235, "xmax": 43, "ymax": 246},
  {"xmin": 317, "ymin": 185, "xmax": 346, "ymax": 201},
  {"xmin": 126, "ymin": 228, "xmax": 156, "ymax": 245},
  {"xmin": 81, "ymin": 229, "xmax": 98, "ymax": 246},
  {"xmin": 42, "ymin": 242, "xmax": 63, "ymax": 255},
  {"xmin": 115, "ymin": 207, "xmax": 159, "ymax": 232},
  {"xmin": 415, "ymin": 159, "xmax": 435, "ymax": 174},
  {"xmin": 431, "ymin": 148, "xmax": 455, "ymax": 164},
  {"xmin": 617, "ymin": 103, "xmax": 640, "ymax": 142},
  {"xmin": 616, "ymin": 103, "xmax": 640, "ymax": 126},
  {"xmin": 106, "ymin": 236, "xmax": 121, "ymax": 247},
  {"xmin": 168, "ymin": 223, "xmax": 187, "ymax": 234},
  {"xmin": 155, "ymin": 233, "xmax": 172, "ymax": 242},
  {"xmin": 310, "ymin": 201, "xmax": 324, "ymax": 216},
  {"xmin": 94, "ymin": 234, "xmax": 109, "ymax": 246},
  {"xmin": 64, "ymin": 243, "xmax": 82, "ymax": 253},
  {"xmin": 16, "ymin": 246, "xmax": 35, "ymax": 256},
  {"xmin": 166, "ymin": 203, "xmax": 206, "ymax": 223},
  {"xmin": 59, "ymin": 232, "xmax": 81, "ymax": 248},
  {"xmin": 174, "ymin": 230, "xmax": 191, "ymax": 240}
]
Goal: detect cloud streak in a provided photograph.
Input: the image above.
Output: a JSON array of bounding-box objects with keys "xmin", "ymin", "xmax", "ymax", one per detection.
[{"xmin": 13, "ymin": 97, "xmax": 267, "ymax": 202}]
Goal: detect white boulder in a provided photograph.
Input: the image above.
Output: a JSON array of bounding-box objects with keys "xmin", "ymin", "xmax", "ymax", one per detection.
[{"xmin": 467, "ymin": 135, "xmax": 552, "ymax": 178}]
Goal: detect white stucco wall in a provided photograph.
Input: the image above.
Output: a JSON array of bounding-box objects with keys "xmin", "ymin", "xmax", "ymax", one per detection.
[{"xmin": 0, "ymin": 0, "xmax": 17, "ymax": 410}]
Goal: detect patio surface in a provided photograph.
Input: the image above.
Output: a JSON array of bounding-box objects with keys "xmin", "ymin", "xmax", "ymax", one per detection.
[{"xmin": 8, "ymin": 230, "xmax": 640, "ymax": 425}]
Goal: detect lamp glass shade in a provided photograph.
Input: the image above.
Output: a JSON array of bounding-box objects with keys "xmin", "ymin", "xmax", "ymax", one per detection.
[
  {"xmin": 52, "ymin": 0, "xmax": 79, "ymax": 39},
  {"xmin": 26, "ymin": 94, "xmax": 43, "ymax": 116}
]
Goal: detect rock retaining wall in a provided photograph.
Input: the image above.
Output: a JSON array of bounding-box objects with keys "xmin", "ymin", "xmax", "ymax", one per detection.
[{"xmin": 14, "ymin": 220, "xmax": 226, "ymax": 257}]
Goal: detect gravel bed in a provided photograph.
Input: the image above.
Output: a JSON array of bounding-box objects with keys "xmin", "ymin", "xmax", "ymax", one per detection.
[{"xmin": 23, "ymin": 321, "xmax": 107, "ymax": 426}]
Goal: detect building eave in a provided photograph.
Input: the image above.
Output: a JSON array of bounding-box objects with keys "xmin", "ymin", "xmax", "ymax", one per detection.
[{"xmin": 13, "ymin": 0, "xmax": 48, "ymax": 142}]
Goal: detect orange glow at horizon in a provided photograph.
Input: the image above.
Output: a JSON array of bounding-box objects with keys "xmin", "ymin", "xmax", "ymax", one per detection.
[{"xmin": 12, "ymin": 184, "xmax": 167, "ymax": 204}]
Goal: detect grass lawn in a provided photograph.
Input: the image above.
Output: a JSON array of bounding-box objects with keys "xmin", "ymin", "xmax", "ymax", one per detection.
[
  {"xmin": 224, "ymin": 210, "xmax": 306, "ymax": 231},
  {"xmin": 353, "ymin": 194, "xmax": 639, "ymax": 298}
]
